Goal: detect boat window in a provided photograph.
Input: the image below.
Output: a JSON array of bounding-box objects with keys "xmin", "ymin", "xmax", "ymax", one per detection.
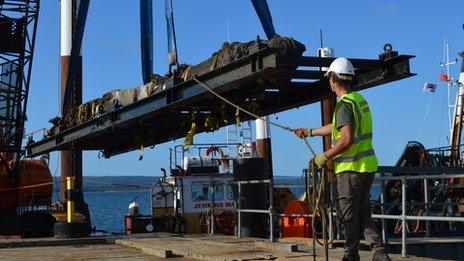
[
  {"xmin": 226, "ymin": 184, "xmax": 236, "ymax": 200},
  {"xmin": 191, "ymin": 182, "xmax": 224, "ymax": 202}
]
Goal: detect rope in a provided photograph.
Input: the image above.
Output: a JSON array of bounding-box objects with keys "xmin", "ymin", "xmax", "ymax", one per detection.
[
  {"xmin": 309, "ymin": 161, "xmax": 331, "ymax": 261},
  {"xmin": 193, "ymin": 77, "xmax": 294, "ymax": 132},
  {"xmin": 0, "ymin": 181, "xmax": 54, "ymax": 192},
  {"xmin": 416, "ymin": 94, "xmax": 434, "ymax": 140},
  {"xmin": 192, "ymin": 77, "xmax": 316, "ymax": 156}
]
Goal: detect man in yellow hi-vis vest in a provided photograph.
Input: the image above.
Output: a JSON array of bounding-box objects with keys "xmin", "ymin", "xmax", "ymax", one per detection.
[{"xmin": 295, "ymin": 58, "xmax": 390, "ymax": 261}]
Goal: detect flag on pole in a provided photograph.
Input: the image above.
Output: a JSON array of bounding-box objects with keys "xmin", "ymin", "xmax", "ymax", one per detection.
[
  {"xmin": 439, "ymin": 73, "xmax": 449, "ymax": 82},
  {"xmin": 423, "ymin": 83, "xmax": 437, "ymax": 92}
]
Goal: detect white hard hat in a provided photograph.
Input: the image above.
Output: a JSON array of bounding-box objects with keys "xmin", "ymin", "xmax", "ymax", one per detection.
[{"xmin": 324, "ymin": 57, "xmax": 355, "ymax": 80}]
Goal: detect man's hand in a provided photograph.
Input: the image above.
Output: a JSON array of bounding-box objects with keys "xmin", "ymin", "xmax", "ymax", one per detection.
[
  {"xmin": 313, "ymin": 153, "xmax": 328, "ymax": 168},
  {"xmin": 294, "ymin": 128, "xmax": 311, "ymax": 138}
]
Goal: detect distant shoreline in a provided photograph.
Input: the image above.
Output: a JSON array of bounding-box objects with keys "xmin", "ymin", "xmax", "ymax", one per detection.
[
  {"xmin": 84, "ymin": 189, "xmax": 151, "ymax": 193},
  {"xmin": 51, "ymin": 175, "xmax": 304, "ymax": 193}
]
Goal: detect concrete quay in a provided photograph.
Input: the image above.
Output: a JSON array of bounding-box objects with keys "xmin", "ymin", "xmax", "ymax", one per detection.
[{"xmin": 0, "ymin": 233, "xmax": 455, "ymax": 260}]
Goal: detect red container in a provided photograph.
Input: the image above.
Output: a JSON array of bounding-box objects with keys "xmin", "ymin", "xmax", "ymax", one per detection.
[
  {"xmin": 282, "ymin": 200, "xmax": 312, "ymax": 238},
  {"xmin": 125, "ymin": 215, "xmax": 152, "ymax": 235},
  {"xmin": 125, "ymin": 215, "xmax": 133, "ymax": 235}
]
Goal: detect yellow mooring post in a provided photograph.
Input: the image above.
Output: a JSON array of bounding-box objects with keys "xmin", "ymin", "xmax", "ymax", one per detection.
[{"xmin": 66, "ymin": 176, "xmax": 75, "ymax": 223}]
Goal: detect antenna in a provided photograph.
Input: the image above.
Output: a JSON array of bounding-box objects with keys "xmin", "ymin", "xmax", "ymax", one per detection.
[
  {"xmin": 318, "ymin": 29, "xmax": 323, "ymax": 72},
  {"xmin": 226, "ymin": 21, "xmax": 231, "ymax": 43}
]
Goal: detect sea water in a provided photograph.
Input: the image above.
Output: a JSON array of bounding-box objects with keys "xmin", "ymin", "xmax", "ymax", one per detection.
[
  {"xmin": 81, "ymin": 183, "xmax": 381, "ymax": 233},
  {"xmin": 84, "ymin": 190, "xmax": 151, "ymax": 233}
]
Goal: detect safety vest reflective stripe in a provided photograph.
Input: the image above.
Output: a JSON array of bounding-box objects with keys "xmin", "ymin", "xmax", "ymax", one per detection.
[
  {"xmin": 332, "ymin": 132, "xmax": 372, "ymax": 144},
  {"xmin": 333, "ymin": 149, "xmax": 376, "ymax": 163}
]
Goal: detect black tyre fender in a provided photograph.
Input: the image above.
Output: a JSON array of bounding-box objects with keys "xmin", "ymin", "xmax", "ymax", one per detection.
[{"xmin": 53, "ymin": 221, "xmax": 90, "ymax": 238}]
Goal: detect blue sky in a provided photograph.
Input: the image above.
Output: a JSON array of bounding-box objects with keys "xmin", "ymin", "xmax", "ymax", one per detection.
[{"xmin": 26, "ymin": 1, "xmax": 463, "ymax": 177}]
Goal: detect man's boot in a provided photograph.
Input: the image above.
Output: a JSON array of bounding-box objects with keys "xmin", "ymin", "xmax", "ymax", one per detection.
[
  {"xmin": 341, "ymin": 247, "xmax": 360, "ymax": 261},
  {"xmin": 372, "ymin": 248, "xmax": 391, "ymax": 261},
  {"xmin": 341, "ymin": 253, "xmax": 360, "ymax": 261}
]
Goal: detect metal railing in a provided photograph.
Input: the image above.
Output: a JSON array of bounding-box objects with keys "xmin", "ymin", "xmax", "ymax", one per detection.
[
  {"xmin": 373, "ymin": 166, "xmax": 464, "ymax": 258},
  {"xmin": 235, "ymin": 179, "xmax": 275, "ymax": 241},
  {"xmin": 190, "ymin": 179, "xmax": 310, "ymax": 240},
  {"xmin": 201, "ymin": 166, "xmax": 464, "ymax": 259}
]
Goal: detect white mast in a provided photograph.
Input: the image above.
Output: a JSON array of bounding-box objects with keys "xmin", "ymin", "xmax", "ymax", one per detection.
[
  {"xmin": 440, "ymin": 39, "xmax": 457, "ymax": 144},
  {"xmin": 61, "ymin": 0, "xmax": 72, "ymax": 56}
]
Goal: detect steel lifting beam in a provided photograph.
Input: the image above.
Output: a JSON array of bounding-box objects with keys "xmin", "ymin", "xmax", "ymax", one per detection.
[{"xmin": 26, "ymin": 49, "xmax": 415, "ymax": 157}]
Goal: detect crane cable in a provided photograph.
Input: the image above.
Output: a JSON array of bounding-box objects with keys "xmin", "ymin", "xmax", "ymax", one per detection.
[{"xmin": 193, "ymin": 76, "xmax": 333, "ymax": 259}]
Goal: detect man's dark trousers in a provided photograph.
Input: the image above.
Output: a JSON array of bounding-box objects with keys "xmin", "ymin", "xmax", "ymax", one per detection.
[{"xmin": 336, "ymin": 171, "xmax": 384, "ymax": 257}]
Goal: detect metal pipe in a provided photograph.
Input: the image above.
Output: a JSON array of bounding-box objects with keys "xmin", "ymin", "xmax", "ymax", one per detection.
[
  {"xmin": 235, "ymin": 179, "xmax": 272, "ymax": 184},
  {"xmin": 275, "ymin": 213, "xmax": 314, "ymax": 218},
  {"xmin": 211, "ymin": 183, "xmax": 215, "ymax": 235},
  {"xmin": 375, "ymin": 173, "xmax": 464, "ymax": 181},
  {"xmin": 375, "ymin": 167, "xmax": 464, "ymax": 180},
  {"xmin": 149, "ymin": 181, "xmax": 154, "ymax": 217},
  {"xmin": 269, "ymin": 180, "xmax": 274, "ymax": 242},
  {"xmin": 379, "ymin": 172, "xmax": 387, "ymax": 244},
  {"xmin": 381, "ymin": 202, "xmax": 460, "ymax": 207},
  {"xmin": 256, "ymin": 117, "xmax": 269, "ymax": 140},
  {"xmin": 424, "ymin": 178, "xmax": 430, "ymax": 237},
  {"xmin": 66, "ymin": 176, "xmax": 75, "ymax": 223},
  {"xmin": 406, "ymin": 216, "xmax": 464, "ymax": 222},
  {"xmin": 238, "ymin": 209, "xmax": 271, "ymax": 214},
  {"xmin": 256, "ymin": 118, "xmax": 274, "ymax": 183},
  {"xmin": 60, "ymin": 0, "xmax": 73, "ymax": 204},
  {"xmin": 237, "ymin": 182, "xmax": 242, "ymax": 238},
  {"xmin": 371, "ymin": 214, "xmax": 464, "ymax": 222},
  {"xmin": 401, "ymin": 178, "xmax": 407, "ymax": 258},
  {"xmin": 169, "ymin": 148, "xmax": 173, "ymax": 170},
  {"xmin": 60, "ymin": 0, "xmax": 72, "ymax": 56},
  {"xmin": 179, "ymin": 178, "xmax": 186, "ymax": 233}
]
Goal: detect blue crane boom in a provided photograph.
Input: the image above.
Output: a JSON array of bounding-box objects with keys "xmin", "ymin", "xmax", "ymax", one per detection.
[
  {"xmin": 140, "ymin": 0, "xmax": 154, "ymax": 84},
  {"xmin": 165, "ymin": 0, "xmax": 179, "ymax": 71},
  {"xmin": 250, "ymin": 0, "xmax": 276, "ymax": 40}
]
